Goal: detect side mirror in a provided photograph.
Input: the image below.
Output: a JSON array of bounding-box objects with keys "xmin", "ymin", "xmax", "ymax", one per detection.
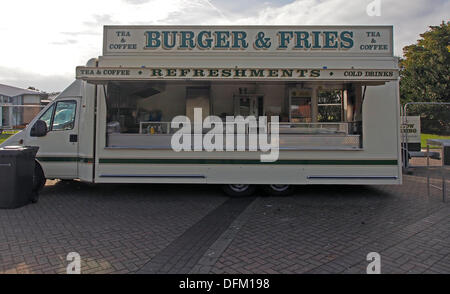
[{"xmin": 30, "ymin": 120, "xmax": 48, "ymax": 137}]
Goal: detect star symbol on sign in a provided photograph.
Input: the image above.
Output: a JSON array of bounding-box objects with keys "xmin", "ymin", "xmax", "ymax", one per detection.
[
  {"xmin": 138, "ymin": 71, "xmax": 143, "ymax": 75},
  {"xmin": 329, "ymin": 72, "xmax": 334, "ymax": 76}
]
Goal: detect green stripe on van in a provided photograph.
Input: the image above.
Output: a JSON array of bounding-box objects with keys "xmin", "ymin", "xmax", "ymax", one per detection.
[
  {"xmin": 37, "ymin": 157, "xmax": 79, "ymax": 162},
  {"xmin": 36, "ymin": 157, "xmax": 398, "ymax": 165},
  {"xmin": 36, "ymin": 157, "xmax": 93, "ymax": 163},
  {"xmin": 98, "ymin": 158, "xmax": 398, "ymax": 165}
]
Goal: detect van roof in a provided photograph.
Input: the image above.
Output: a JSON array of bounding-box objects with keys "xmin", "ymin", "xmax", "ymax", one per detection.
[{"xmin": 55, "ymin": 80, "xmax": 83, "ymax": 99}]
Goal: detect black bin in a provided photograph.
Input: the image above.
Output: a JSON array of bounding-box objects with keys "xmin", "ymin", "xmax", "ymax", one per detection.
[
  {"xmin": 444, "ymin": 146, "xmax": 450, "ymax": 166},
  {"xmin": 0, "ymin": 146, "xmax": 39, "ymax": 209}
]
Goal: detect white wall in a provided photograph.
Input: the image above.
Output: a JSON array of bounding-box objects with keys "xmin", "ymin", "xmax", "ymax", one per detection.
[
  {"xmin": 137, "ymin": 82, "xmax": 289, "ymax": 120},
  {"xmin": 137, "ymin": 84, "xmax": 186, "ymax": 121},
  {"xmin": 211, "ymin": 83, "xmax": 287, "ymax": 116},
  {"xmin": 23, "ymin": 94, "xmax": 41, "ymax": 104}
]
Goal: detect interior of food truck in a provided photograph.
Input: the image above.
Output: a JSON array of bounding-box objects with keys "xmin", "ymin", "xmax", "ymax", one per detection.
[{"xmin": 104, "ymin": 80, "xmax": 367, "ymax": 150}]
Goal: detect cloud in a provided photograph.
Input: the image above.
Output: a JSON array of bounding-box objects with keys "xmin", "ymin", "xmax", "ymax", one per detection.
[
  {"xmin": 60, "ymin": 30, "xmax": 101, "ymax": 36},
  {"xmin": 122, "ymin": 0, "xmax": 152, "ymax": 4},
  {"xmin": 212, "ymin": 0, "xmax": 294, "ymax": 15},
  {"xmin": 160, "ymin": 0, "xmax": 229, "ymax": 24},
  {"xmin": 235, "ymin": 0, "xmax": 449, "ymax": 56},
  {"xmin": 83, "ymin": 14, "xmax": 118, "ymax": 27},
  {"xmin": 0, "ymin": 66, "xmax": 73, "ymax": 93},
  {"xmin": 0, "ymin": 0, "xmax": 448, "ymax": 92},
  {"xmin": 50, "ymin": 39, "xmax": 78, "ymax": 45}
]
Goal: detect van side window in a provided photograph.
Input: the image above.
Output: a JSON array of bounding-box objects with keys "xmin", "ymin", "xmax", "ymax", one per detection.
[
  {"xmin": 39, "ymin": 104, "xmax": 55, "ymax": 130},
  {"xmin": 52, "ymin": 101, "xmax": 77, "ymax": 131}
]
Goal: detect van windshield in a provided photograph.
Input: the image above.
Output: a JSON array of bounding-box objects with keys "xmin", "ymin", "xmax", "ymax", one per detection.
[{"xmin": 39, "ymin": 104, "xmax": 55, "ymax": 129}]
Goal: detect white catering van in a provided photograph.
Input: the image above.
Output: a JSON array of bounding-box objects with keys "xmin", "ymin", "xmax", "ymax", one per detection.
[{"xmin": 2, "ymin": 25, "xmax": 402, "ymax": 195}]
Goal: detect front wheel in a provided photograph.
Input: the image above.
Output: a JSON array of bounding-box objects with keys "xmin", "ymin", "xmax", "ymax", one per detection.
[
  {"xmin": 263, "ymin": 184, "xmax": 294, "ymax": 196},
  {"xmin": 222, "ymin": 184, "xmax": 256, "ymax": 197}
]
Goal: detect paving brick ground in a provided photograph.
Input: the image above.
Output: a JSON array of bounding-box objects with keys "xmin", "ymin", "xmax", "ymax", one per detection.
[
  {"xmin": 0, "ymin": 173, "xmax": 448, "ymax": 274},
  {"xmin": 0, "ymin": 182, "xmax": 226, "ymax": 274},
  {"xmin": 209, "ymin": 176, "xmax": 450, "ymax": 274}
]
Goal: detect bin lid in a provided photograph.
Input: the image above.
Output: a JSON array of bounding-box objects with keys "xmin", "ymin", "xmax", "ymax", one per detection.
[
  {"xmin": 0, "ymin": 146, "xmax": 39, "ymax": 157},
  {"xmin": 2, "ymin": 146, "xmax": 24, "ymax": 150}
]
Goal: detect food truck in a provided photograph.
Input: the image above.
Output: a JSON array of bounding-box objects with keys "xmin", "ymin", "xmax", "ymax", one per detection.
[{"xmin": 1, "ymin": 25, "xmax": 402, "ymax": 195}]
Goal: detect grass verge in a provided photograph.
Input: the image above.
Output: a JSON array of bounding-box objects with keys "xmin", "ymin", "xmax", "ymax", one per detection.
[{"xmin": 421, "ymin": 133, "xmax": 450, "ymax": 148}]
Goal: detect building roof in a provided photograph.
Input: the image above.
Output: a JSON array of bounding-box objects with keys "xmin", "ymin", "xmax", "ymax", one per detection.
[
  {"xmin": 47, "ymin": 92, "xmax": 60, "ymax": 101},
  {"xmin": 0, "ymin": 83, "xmax": 43, "ymax": 97}
]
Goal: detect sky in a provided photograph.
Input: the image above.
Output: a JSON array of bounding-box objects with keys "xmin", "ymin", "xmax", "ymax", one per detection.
[{"xmin": 0, "ymin": 0, "xmax": 448, "ymax": 92}]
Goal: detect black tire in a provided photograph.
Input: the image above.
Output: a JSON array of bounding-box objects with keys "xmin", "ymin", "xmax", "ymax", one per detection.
[
  {"xmin": 33, "ymin": 162, "xmax": 46, "ymax": 192},
  {"xmin": 263, "ymin": 184, "xmax": 295, "ymax": 196},
  {"xmin": 222, "ymin": 184, "xmax": 256, "ymax": 197}
]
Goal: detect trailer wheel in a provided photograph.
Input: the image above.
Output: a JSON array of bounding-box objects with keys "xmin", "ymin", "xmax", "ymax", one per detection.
[
  {"xmin": 222, "ymin": 184, "xmax": 255, "ymax": 197},
  {"xmin": 263, "ymin": 184, "xmax": 294, "ymax": 196},
  {"xmin": 33, "ymin": 161, "xmax": 46, "ymax": 192}
]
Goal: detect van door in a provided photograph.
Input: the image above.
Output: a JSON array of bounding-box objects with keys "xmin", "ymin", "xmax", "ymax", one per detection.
[{"xmin": 29, "ymin": 98, "xmax": 80, "ymax": 178}]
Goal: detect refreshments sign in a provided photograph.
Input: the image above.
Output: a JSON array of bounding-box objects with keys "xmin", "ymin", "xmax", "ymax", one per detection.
[
  {"xmin": 76, "ymin": 67, "xmax": 398, "ymax": 81},
  {"xmin": 103, "ymin": 25, "xmax": 393, "ymax": 57}
]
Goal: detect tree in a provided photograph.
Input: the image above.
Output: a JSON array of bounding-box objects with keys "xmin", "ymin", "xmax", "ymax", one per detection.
[
  {"xmin": 399, "ymin": 21, "xmax": 450, "ymax": 135},
  {"xmin": 27, "ymin": 86, "xmax": 42, "ymax": 92}
]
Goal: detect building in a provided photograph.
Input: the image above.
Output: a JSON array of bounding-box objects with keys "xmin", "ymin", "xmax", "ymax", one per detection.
[{"xmin": 0, "ymin": 83, "xmax": 47, "ymax": 129}]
